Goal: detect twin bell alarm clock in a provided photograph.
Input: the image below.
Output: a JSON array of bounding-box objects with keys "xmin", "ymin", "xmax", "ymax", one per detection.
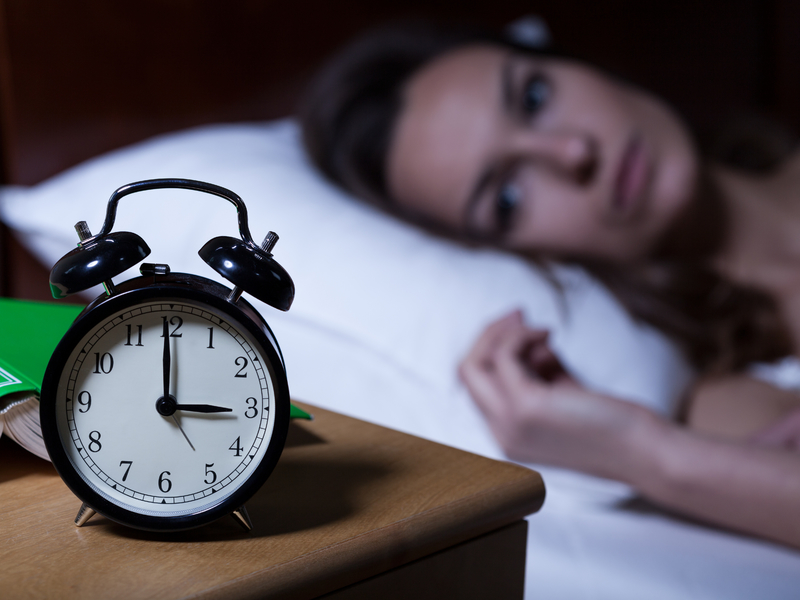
[{"xmin": 40, "ymin": 178, "xmax": 294, "ymax": 532}]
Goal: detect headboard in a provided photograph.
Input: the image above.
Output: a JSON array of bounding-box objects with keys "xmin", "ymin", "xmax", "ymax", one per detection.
[{"xmin": 2, "ymin": 0, "xmax": 799, "ymax": 299}]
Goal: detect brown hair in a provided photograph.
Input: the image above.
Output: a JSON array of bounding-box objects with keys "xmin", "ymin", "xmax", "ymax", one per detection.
[{"xmin": 299, "ymin": 22, "xmax": 792, "ymax": 373}]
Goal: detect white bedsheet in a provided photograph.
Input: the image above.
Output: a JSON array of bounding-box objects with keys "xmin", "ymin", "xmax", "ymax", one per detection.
[{"xmin": 2, "ymin": 120, "xmax": 798, "ymax": 598}]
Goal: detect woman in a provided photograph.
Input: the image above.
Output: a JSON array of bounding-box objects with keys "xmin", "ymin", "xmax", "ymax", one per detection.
[{"xmin": 300, "ymin": 22, "xmax": 800, "ymax": 548}]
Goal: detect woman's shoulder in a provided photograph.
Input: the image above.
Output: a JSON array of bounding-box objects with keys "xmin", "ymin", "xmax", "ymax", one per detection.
[{"xmin": 777, "ymin": 148, "xmax": 800, "ymax": 183}]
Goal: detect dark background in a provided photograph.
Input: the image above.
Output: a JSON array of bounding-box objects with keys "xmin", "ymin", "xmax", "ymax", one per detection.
[{"xmin": 1, "ymin": 0, "xmax": 799, "ymax": 296}]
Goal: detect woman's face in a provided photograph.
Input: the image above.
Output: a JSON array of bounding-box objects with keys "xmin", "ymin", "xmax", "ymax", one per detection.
[{"xmin": 386, "ymin": 44, "xmax": 699, "ymax": 262}]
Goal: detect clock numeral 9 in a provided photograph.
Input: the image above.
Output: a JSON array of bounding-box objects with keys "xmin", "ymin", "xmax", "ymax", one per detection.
[
  {"xmin": 245, "ymin": 397, "xmax": 258, "ymax": 419},
  {"xmin": 93, "ymin": 352, "xmax": 114, "ymax": 374},
  {"xmin": 158, "ymin": 471, "xmax": 172, "ymax": 493},
  {"xmin": 88, "ymin": 431, "xmax": 102, "ymax": 452},
  {"xmin": 234, "ymin": 357, "xmax": 248, "ymax": 378},
  {"xmin": 77, "ymin": 391, "xmax": 92, "ymax": 413},
  {"xmin": 204, "ymin": 463, "xmax": 217, "ymax": 485}
]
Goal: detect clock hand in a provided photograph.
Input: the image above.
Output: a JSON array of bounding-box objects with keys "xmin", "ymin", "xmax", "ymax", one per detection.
[
  {"xmin": 162, "ymin": 319, "xmax": 170, "ymax": 402},
  {"xmin": 174, "ymin": 403, "xmax": 232, "ymax": 413},
  {"xmin": 172, "ymin": 415, "xmax": 196, "ymax": 451},
  {"xmin": 161, "ymin": 319, "xmax": 195, "ymax": 451}
]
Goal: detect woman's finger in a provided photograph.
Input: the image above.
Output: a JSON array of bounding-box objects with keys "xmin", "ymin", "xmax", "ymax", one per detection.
[
  {"xmin": 460, "ymin": 310, "xmax": 524, "ymax": 374},
  {"xmin": 525, "ymin": 336, "xmax": 569, "ymax": 382},
  {"xmin": 752, "ymin": 407, "xmax": 800, "ymax": 451},
  {"xmin": 460, "ymin": 344, "xmax": 511, "ymax": 421},
  {"xmin": 491, "ymin": 322, "xmax": 547, "ymax": 394}
]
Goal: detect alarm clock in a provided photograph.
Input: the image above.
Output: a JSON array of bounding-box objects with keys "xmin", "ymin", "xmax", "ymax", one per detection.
[{"xmin": 40, "ymin": 178, "xmax": 294, "ymax": 532}]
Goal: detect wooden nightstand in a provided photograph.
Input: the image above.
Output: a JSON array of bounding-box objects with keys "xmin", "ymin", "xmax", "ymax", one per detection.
[{"xmin": 0, "ymin": 402, "xmax": 545, "ymax": 599}]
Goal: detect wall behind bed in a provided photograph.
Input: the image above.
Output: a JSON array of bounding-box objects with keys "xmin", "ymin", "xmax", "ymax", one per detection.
[{"xmin": 1, "ymin": 0, "xmax": 799, "ymax": 297}]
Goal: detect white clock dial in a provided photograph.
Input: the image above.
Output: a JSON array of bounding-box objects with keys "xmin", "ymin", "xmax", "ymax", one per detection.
[{"xmin": 54, "ymin": 299, "xmax": 277, "ymax": 517}]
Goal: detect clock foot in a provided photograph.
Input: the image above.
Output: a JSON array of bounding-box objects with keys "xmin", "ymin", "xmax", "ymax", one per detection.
[
  {"xmin": 230, "ymin": 506, "xmax": 253, "ymax": 532},
  {"xmin": 75, "ymin": 503, "xmax": 96, "ymax": 527}
]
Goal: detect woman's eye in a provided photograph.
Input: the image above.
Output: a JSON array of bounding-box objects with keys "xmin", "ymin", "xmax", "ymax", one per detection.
[
  {"xmin": 522, "ymin": 74, "xmax": 550, "ymax": 115},
  {"xmin": 494, "ymin": 182, "xmax": 521, "ymax": 233}
]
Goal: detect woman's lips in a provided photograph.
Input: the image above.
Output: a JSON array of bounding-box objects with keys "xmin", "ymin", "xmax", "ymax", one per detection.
[{"xmin": 613, "ymin": 136, "xmax": 650, "ymax": 218}]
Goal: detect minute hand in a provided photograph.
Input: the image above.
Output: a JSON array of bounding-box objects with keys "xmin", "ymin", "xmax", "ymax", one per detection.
[{"xmin": 174, "ymin": 403, "xmax": 233, "ymax": 413}]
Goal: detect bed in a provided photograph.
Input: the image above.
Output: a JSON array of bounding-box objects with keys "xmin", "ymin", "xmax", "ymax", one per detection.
[{"xmin": 2, "ymin": 2, "xmax": 800, "ymax": 598}]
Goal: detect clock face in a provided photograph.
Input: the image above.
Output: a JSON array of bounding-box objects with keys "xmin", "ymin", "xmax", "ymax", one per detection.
[{"xmin": 48, "ymin": 295, "xmax": 284, "ymax": 527}]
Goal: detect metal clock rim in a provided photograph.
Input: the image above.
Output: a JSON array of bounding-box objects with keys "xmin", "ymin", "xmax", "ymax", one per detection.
[{"xmin": 40, "ymin": 275, "xmax": 290, "ymax": 532}]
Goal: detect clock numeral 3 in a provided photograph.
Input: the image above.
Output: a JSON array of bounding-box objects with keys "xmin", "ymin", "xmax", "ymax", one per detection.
[{"xmin": 245, "ymin": 397, "xmax": 258, "ymax": 419}]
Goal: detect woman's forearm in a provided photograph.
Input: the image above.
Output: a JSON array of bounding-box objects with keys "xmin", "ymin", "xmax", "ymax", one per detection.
[{"xmin": 633, "ymin": 415, "xmax": 800, "ymax": 548}]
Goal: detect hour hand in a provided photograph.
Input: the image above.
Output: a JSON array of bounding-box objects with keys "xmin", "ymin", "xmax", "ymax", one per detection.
[{"xmin": 174, "ymin": 403, "xmax": 232, "ymax": 413}]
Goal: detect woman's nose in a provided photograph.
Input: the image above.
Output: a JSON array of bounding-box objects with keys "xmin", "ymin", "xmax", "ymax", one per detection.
[{"xmin": 511, "ymin": 131, "xmax": 598, "ymax": 183}]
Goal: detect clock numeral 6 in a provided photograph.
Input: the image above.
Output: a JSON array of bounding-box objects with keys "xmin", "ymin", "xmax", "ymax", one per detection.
[{"xmin": 158, "ymin": 471, "xmax": 172, "ymax": 493}]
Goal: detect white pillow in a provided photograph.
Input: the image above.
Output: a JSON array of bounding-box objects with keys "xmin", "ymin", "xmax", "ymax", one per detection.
[{"xmin": 0, "ymin": 120, "xmax": 692, "ymax": 458}]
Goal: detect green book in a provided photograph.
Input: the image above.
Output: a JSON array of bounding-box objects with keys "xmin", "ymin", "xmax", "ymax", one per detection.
[
  {"xmin": 0, "ymin": 298, "xmax": 83, "ymax": 460},
  {"xmin": 0, "ymin": 298, "xmax": 84, "ymax": 400}
]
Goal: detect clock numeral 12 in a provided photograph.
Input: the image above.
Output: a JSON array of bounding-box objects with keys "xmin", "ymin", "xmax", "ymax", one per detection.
[{"xmin": 160, "ymin": 316, "xmax": 183, "ymax": 338}]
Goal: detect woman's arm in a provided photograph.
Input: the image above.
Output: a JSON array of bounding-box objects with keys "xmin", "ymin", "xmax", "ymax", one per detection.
[
  {"xmin": 460, "ymin": 311, "xmax": 800, "ymax": 548},
  {"xmin": 686, "ymin": 373, "xmax": 800, "ymax": 441},
  {"xmin": 639, "ymin": 419, "xmax": 800, "ymax": 547}
]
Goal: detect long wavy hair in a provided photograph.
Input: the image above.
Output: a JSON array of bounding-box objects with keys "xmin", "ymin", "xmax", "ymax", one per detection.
[{"xmin": 299, "ymin": 21, "xmax": 793, "ymax": 373}]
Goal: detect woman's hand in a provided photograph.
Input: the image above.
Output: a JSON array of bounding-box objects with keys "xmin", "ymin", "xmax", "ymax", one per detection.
[
  {"xmin": 752, "ymin": 408, "xmax": 800, "ymax": 451},
  {"xmin": 461, "ymin": 311, "xmax": 800, "ymax": 548},
  {"xmin": 459, "ymin": 310, "xmax": 661, "ymax": 481}
]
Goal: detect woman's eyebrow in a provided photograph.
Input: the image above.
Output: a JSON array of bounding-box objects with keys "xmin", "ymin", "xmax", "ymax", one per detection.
[{"xmin": 462, "ymin": 55, "xmax": 516, "ymax": 231}]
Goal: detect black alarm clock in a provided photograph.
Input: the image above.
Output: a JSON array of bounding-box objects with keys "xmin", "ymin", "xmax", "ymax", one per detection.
[{"xmin": 40, "ymin": 178, "xmax": 294, "ymax": 532}]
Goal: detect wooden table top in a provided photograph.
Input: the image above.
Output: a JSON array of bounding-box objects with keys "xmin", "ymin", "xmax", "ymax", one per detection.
[{"xmin": 0, "ymin": 402, "xmax": 545, "ymax": 599}]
